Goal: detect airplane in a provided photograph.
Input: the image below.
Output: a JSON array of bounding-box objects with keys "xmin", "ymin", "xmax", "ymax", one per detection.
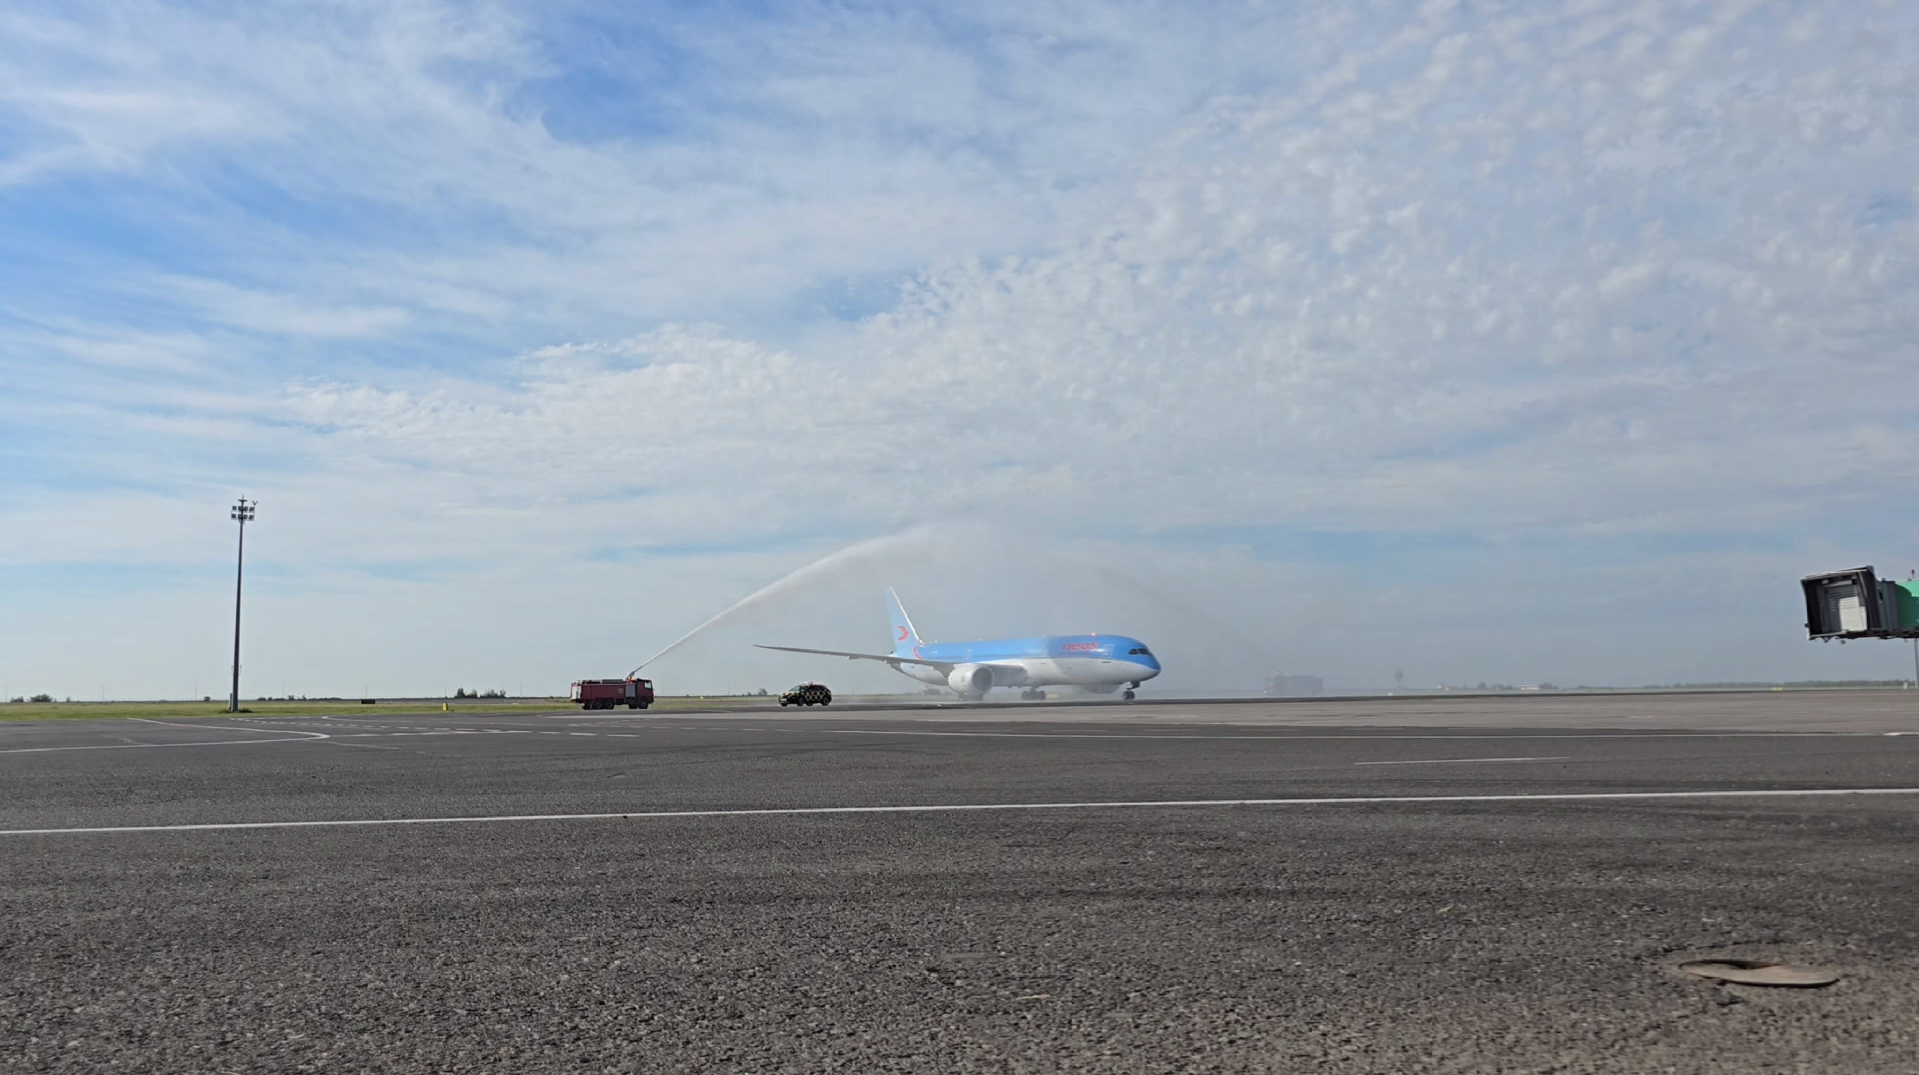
[{"xmin": 756, "ymin": 588, "xmax": 1162, "ymax": 701}]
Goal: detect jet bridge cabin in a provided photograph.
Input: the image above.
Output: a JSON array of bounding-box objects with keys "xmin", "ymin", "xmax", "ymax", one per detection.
[{"xmin": 1801, "ymin": 566, "xmax": 1919, "ymax": 640}]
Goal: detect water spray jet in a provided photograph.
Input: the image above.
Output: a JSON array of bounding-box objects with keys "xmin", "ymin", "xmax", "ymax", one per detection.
[{"xmin": 627, "ymin": 527, "xmax": 931, "ymax": 676}]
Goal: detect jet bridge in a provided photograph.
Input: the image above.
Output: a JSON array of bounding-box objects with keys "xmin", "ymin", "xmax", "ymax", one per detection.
[{"xmin": 1801, "ymin": 566, "xmax": 1919, "ymax": 640}]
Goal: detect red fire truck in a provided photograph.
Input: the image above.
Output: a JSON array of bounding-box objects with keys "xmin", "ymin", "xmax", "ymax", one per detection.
[{"xmin": 570, "ymin": 677, "xmax": 655, "ymax": 710}]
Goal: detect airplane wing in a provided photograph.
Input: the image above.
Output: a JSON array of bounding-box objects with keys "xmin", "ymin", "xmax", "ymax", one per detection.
[{"xmin": 754, "ymin": 644, "xmax": 953, "ymax": 670}]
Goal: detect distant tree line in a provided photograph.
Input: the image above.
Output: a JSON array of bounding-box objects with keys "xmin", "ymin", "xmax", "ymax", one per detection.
[
  {"xmin": 452, "ymin": 688, "xmax": 508, "ymax": 698},
  {"xmin": 1642, "ymin": 679, "xmax": 1913, "ymax": 689},
  {"xmin": 1446, "ymin": 680, "xmax": 1911, "ymax": 692}
]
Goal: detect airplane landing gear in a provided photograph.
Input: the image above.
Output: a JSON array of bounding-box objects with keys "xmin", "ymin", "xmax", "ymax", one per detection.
[
  {"xmin": 1020, "ymin": 689, "xmax": 1048, "ymax": 701},
  {"xmin": 1123, "ymin": 681, "xmax": 1140, "ymax": 701},
  {"xmin": 1123, "ymin": 689, "xmax": 1136, "ymax": 701}
]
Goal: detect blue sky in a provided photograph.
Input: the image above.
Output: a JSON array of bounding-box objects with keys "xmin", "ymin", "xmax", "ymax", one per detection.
[{"xmin": 3, "ymin": 0, "xmax": 1918, "ymax": 698}]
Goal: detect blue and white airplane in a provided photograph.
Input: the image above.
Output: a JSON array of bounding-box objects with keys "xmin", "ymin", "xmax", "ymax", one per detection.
[{"xmin": 756, "ymin": 588, "xmax": 1162, "ymax": 701}]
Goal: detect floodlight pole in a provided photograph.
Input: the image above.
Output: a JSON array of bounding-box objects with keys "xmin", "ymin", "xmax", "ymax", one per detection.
[{"xmin": 228, "ymin": 499, "xmax": 256, "ymax": 713}]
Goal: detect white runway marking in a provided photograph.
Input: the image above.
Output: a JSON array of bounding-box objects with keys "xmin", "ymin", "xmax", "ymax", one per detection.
[
  {"xmin": 818, "ymin": 729, "xmax": 1882, "ymax": 741},
  {"xmin": 3, "ymin": 787, "xmax": 1916, "ymax": 837},
  {"xmin": 0, "ymin": 719, "xmax": 329, "ymax": 754},
  {"xmin": 1355, "ymin": 756, "xmax": 1573, "ymax": 765}
]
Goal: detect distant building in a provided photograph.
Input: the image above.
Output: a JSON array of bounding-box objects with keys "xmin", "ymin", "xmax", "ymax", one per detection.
[{"xmin": 1264, "ymin": 674, "xmax": 1323, "ymax": 698}]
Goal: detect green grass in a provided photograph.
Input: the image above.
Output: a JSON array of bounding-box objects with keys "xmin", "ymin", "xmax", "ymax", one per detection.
[
  {"xmin": 0, "ymin": 699, "xmax": 567, "ymax": 722},
  {"xmin": 0, "ymin": 694, "xmax": 816, "ymax": 722}
]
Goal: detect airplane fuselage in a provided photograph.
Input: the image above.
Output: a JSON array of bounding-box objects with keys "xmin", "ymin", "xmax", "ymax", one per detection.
[{"xmin": 894, "ymin": 634, "xmax": 1161, "ymax": 693}]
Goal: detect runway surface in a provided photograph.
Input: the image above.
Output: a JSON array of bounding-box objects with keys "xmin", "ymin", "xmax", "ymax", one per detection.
[{"xmin": 3, "ymin": 692, "xmax": 1917, "ymax": 1072}]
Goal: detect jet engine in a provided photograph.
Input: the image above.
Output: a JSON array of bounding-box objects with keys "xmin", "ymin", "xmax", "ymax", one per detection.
[{"xmin": 947, "ymin": 664, "xmax": 995, "ymax": 697}]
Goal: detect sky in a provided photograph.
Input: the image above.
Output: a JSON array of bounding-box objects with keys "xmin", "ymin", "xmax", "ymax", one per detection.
[{"xmin": 3, "ymin": 0, "xmax": 1918, "ymax": 699}]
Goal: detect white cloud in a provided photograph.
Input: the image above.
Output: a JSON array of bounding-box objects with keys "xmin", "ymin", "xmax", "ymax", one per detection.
[{"xmin": 156, "ymin": 279, "xmax": 410, "ymax": 338}]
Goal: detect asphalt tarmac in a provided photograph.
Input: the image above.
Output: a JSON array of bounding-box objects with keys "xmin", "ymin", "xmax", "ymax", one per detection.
[{"xmin": 3, "ymin": 692, "xmax": 1917, "ymax": 1073}]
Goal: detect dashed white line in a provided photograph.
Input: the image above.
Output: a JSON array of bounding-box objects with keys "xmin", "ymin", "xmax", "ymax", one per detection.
[
  {"xmin": 1356, "ymin": 756, "xmax": 1573, "ymax": 766},
  {"xmin": 3, "ymin": 787, "xmax": 1916, "ymax": 837}
]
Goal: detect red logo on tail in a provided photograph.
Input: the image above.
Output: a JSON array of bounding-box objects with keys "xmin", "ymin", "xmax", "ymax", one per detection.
[{"xmin": 897, "ymin": 626, "xmax": 910, "ymax": 641}]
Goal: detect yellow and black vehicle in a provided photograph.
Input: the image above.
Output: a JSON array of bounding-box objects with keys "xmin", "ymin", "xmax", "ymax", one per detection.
[{"xmin": 778, "ymin": 682, "xmax": 833, "ymax": 707}]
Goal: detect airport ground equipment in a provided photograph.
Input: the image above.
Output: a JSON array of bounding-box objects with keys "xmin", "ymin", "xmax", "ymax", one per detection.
[
  {"xmin": 571, "ymin": 677, "xmax": 655, "ymax": 710},
  {"xmin": 779, "ymin": 682, "xmax": 832, "ymax": 707},
  {"xmin": 1801, "ymin": 567, "xmax": 1919, "ymax": 640}
]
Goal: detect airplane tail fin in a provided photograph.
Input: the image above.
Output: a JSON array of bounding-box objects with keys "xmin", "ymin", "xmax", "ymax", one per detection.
[{"xmin": 885, "ymin": 587, "xmax": 922, "ymax": 657}]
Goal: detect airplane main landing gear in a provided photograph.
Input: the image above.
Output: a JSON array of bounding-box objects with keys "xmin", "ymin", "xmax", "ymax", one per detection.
[{"xmin": 1020, "ymin": 689, "xmax": 1048, "ymax": 701}]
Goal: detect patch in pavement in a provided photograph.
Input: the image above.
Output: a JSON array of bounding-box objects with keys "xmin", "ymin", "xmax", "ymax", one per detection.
[{"xmin": 1680, "ymin": 959, "xmax": 1842, "ymax": 987}]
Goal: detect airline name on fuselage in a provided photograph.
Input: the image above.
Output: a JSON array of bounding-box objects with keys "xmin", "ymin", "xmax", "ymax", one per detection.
[{"xmin": 1058, "ymin": 641, "xmax": 1104, "ymax": 653}]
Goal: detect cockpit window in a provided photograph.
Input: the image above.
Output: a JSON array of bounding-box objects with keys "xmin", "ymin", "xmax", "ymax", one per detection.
[{"xmin": 1128, "ymin": 647, "xmax": 1153, "ymax": 655}]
